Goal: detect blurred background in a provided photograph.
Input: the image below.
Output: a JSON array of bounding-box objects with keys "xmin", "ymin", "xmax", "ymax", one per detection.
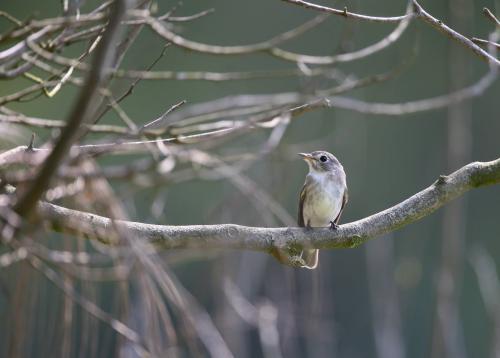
[{"xmin": 0, "ymin": 0, "xmax": 499, "ymax": 357}]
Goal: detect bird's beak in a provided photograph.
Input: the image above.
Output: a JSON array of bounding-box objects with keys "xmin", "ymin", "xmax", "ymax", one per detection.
[{"xmin": 298, "ymin": 152, "xmax": 314, "ymax": 161}]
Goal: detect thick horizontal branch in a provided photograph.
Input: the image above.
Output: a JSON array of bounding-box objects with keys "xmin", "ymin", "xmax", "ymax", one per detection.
[{"xmin": 35, "ymin": 158, "xmax": 500, "ymax": 253}]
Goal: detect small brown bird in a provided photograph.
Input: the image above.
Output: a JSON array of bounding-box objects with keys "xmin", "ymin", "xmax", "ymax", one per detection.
[{"xmin": 298, "ymin": 151, "xmax": 348, "ymax": 269}]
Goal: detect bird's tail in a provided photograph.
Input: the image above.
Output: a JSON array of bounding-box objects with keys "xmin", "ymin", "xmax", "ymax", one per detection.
[{"xmin": 300, "ymin": 249, "xmax": 319, "ymax": 269}]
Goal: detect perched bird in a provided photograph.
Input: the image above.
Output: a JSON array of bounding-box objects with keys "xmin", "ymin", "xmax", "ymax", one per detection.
[{"xmin": 297, "ymin": 151, "xmax": 348, "ymax": 269}]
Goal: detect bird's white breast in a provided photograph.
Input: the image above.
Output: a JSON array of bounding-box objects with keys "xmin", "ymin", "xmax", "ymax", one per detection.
[{"xmin": 303, "ymin": 171, "xmax": 345, "ymax": 227}]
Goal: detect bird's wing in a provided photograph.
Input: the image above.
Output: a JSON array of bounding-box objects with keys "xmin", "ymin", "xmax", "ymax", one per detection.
[
  {"xmin": 298, "ymin": 183, "xmax": 307, "ymax": 227},
  {"xmin": 333, "ymin": 188, "xmax": 348, "ymax": 225}
]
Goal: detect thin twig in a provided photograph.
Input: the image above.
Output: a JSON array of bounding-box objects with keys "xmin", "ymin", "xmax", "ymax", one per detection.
[
  {"xmin": 471, "ymin": 37, "xmax": 500, "ymax": 50},
  {"xmin": 140, "ymin": 100, "xmax": 187, "ymax": 130},
  {"xmin": 157, "ymin": 8, "xmax": 214, "ymax": 22},
  {"xmin": 412, "ymin": 0, "xmax": 500, "ymax": 66},
  {"xmin": 483, "ymin": 7, "xmax": 500, "ymax": 27},
  {"xmin": 146, "ymin": 13, "xmax": 329, "ymax": 55},
  {"xmin": 280, "ymin": 0, "xmax": 409, "ymax": 22},
  {"xmin": 0, "ymin": 111, "xmax": 131, "ymax": 135},
  {"xmin": 0, "ymin": 10, "xmax": 23, "ymax": 26},
  {"xmin": 270, "ymin": 3, "xmax": 413, "ymax": 65},
  {"xmin": 14, "ymin": 0, "xmax": 128, "ymax": 218}
]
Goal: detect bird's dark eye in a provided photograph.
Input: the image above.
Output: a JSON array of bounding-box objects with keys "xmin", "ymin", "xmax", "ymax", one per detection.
[{"xmin": 319, "ymin": 155, "xmax": 328, "ymax": 162}]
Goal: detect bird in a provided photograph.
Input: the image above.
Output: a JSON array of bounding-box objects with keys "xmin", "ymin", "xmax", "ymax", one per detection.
[{"xmin": 297, "ymin": 151, "xmax": 348, "ymax": 269}]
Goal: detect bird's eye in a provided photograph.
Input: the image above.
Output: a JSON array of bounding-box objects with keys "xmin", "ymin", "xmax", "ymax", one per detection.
[{"xmin": 319, "ymin": 155, "xmax": 328, "ymax": 162}]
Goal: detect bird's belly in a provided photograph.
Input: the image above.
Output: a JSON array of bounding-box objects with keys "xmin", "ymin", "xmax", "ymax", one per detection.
[{"xmin": 303, "ymin": 188, "xmax": 343, "ymax": 227}]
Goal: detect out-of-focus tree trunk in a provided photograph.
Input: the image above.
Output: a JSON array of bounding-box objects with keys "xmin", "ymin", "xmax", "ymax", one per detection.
[
  {"xmin": 431, "ymin": 0, "xmax": 472, "ymax": 357},
  {"xmin": 366, "ymin": 235, "xmax": 406, "ymax": 358}
]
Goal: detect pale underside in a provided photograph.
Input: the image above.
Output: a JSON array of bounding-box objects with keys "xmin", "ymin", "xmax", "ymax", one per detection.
[
  {"xmin": 302, "ymin": 171, "xmax": 346, "ymax": 227},
  {"xmin": 298, "ymin": 169, "xmax": 347, "ymax": 269}
]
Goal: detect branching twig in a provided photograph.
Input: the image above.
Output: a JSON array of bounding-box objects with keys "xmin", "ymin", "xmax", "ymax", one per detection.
[
  {"xmin": 269, "ymin": 4, "xmax": 413, "ymax": 65},
  {"xmin": 0, "ymin": 111, "xmax": 131, "ymax": 135},
  {"xmin": 280, "ymin": 0, "xmax": 409, "ymax": 22},
  {"xmin": 412, "ymin": 0, "xmax": 500, "ymax": 66},
  {"xmin": 280, "ymin": 0, "xmax": 500, "ymax": 66},
  {"xmin": 146, "ymin": 13, "xmax": 328, "ymax": 55},
  {"xmin": 471, "ymin": 37, "xmax": 500, "ymax": 50},
  {"xmin": 14, "ymin": 0, "xmax": 128, "ymax": 218}
]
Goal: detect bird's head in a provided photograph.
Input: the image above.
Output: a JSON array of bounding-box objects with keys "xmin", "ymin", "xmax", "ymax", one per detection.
[{"xmin": 298, "ymin": 151, "xmax": 341, "ymax": 173}]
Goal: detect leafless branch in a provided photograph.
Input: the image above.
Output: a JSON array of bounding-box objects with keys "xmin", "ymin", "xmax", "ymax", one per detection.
[
  {"xmin": 280, "ymin": 0, "xmax": 500, "ymax": 66},
  {"xmin": 0, "ymin": 111, "xmax": 130, "ymax": 135},
  {"xmin": 145, "ymin": 13, "xmax": 329, "ymax": 55},
  {"xmin": 482, "ymin": 7, "xmax": 500, "ymax": 27},
  {"xmin": 31, "ymin": 158, "xmax": 500, "ymax": 265},
  {"xmin": 14, "ymin": 0, "xmax": 128, "ymax": 218},
  {"xmin": 471, "ymin": 37, "xmax": 500, "ymax": 50},
  {"xmin": 324, "ymin": 64, "xmax": 497, "ymax": 115},
  {"xmin": 280, "ymin": 0, "xmax": 410, "ymax": 22},
  {"xmin": 412, "ymin": 0, "xmax": 500, "ymax": 66}
]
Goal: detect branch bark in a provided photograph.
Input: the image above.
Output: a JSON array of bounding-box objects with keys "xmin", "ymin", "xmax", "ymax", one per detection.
[{"xmin": 35, "ymin": 158, "xmax": 500, "ymax": 254}]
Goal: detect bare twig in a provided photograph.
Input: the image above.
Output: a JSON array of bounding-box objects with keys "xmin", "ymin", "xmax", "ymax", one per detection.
[
  {"xmin": 280, "ymin": 0, "xmax": 409, "ymax": 22},
  {"xmin": 0, "ymin": 112, "xmax": 131, "ymax": 135},
  {"xmin": 482, "ymin": 7, "xmax": 500, "ymax": 27},
  {"xmin": 140, "ymin": 100, "xmax": 187, "ymax": 131},
  {"xmin": 146, "ymin": 13, "xmax": 329, "ymax": 55},
  {"xmin": 412, "ymin": 0, "xmax": 500, "ymax": 66},
  {"xmin": 0, "ymin": 10, "xmax": 22, "ymax": 26},
  {"xmin": 270, "ymin": 3, "xmax": 413, "ymax": 65},
  {"xmin": 0, "ymin": 81, "xmax": 71, "ymax": 106},
  {"xmin": 14, "ymin": 0, "xmax": 128, "ymax": 218},
  {"xmin": 0, "ymin": 27, "xmax": 53, "ymax": 63},
  {"xmin": 325, "ymin": 64, "xmax": 497, "ymax": 115},
  {"xmin": 164, "ymin": 8, "xmax": 214, "ymax": 22},
  {"xmin": 21, "ymin": 40, "xmax": 353, "ymax": 80},
  {"xmin": 0, "ymin": 13, "xmax": 107, "ymax": 42},
  {"xmin": 471, "ymin": 37, "xmax": 500, "ymax": 50},
  {"xmin": 280, "ymin": 0, "xmax": 500, "ymax": 66}
]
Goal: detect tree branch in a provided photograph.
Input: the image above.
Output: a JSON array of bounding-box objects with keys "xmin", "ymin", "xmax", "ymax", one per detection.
[
  {"xmin": 13, "ymin": 0, "xmax": 128, "ymax": 218},
  {"xmin": 280, "ymin": 0, "xmax": 409, "ymax": 22},
  {"xmin": 280, "ymin": 0, "xmax": 500, "ymax": 66},
  {"xmin": 482, "ymin": 7, "xmax": 500, "ymax": 27},
  {"xmin": 145, "ymin": 13, "xmax": 328, "ymax": 55},
  {"xmin": 412, "ymin": 0, "xmax": 500, "ymax": 66},
  {"xmin": 35, "ymin": 158, "xmax": 500, "ymax": 255}
]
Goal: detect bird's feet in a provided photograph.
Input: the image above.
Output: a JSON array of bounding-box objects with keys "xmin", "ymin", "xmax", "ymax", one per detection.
[
  {"xmin": 329, "ymin": 221, "xmax": 339, "ymax": 230},
  {"xmin": 289, "ymin": 255, "xmax": 307, "ymax": 267}
]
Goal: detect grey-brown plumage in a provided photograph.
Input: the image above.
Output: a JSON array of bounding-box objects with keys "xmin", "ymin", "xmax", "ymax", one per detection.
[{"xmin": 298, "ymin": 151, "xmax": 348, "ymax": 269}]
